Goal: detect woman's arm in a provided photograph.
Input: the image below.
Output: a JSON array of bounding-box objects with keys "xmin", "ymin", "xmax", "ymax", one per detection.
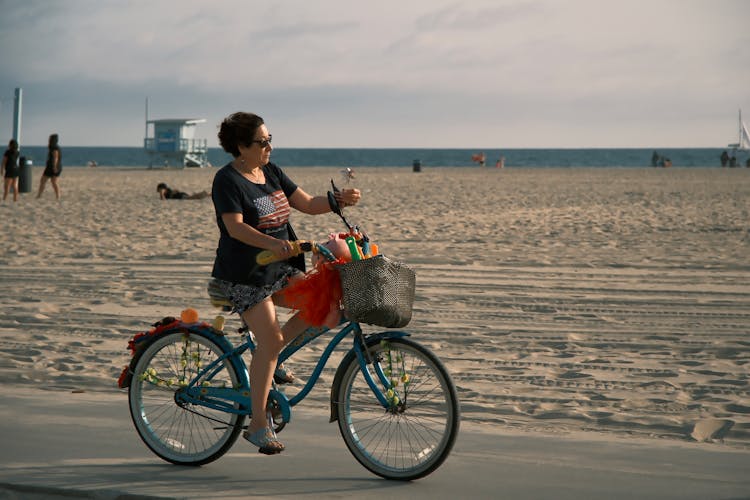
[
  {"xmin": 53, "ymin": 150, "xmax": 60, "ymax": 172},
  {"xmin": 221, "ymin": 212, "xmax": 290, "ymax": 255},
  {"xmin": 288, "ymin": 187, "xmax": 361, "ymax": 215},
  {"xmin": 288, "ymin": 188, "xmax": 332, "ymax": 215}
]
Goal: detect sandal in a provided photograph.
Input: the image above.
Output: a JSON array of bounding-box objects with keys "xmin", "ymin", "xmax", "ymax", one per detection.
[
  {"xmin": 243, "ymin": 427, "xmax": 285, "ymax": 455},
  {"xmin": 273, "ymin": 364, "xmax": 295, "ymax": 384}
]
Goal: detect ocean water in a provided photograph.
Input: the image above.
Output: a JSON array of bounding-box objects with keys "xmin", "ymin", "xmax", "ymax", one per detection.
[{"xmin": 13, "ymin": 146, "xmax": 741, "ymax": 169}]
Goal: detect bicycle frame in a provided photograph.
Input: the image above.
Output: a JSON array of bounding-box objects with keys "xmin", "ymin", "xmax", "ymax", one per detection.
[{"xmin": 174, "ymin": 319, "xmax": 408, "ymax": 421}]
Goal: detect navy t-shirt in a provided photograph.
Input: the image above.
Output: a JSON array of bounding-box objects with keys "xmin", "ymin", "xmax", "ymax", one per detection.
[{"xmin": 211, "ymin": 162, "xmax": 298, "ymax": 286}]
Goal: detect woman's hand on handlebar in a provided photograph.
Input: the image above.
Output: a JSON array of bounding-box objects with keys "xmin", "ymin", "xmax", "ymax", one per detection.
[
  {"xmin": 271, "ymin": 239, "xmax": 294, "ymax": 259},
  {"xmin": 335, "ymin": 188, "xmax": 361, "ymax": 208},
  {"xmin": 257, "ymin": 240, "xmax": 312, "ymax": 266}
]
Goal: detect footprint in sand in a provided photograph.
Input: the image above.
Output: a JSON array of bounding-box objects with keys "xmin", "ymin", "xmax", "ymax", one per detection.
[
  {"xmin": 558, "ymin": 370, "xmax": 592, "ymax": 379},
  {"xmin": 725, "ymin": 403, "xmax": 750, "ymax": 414}
]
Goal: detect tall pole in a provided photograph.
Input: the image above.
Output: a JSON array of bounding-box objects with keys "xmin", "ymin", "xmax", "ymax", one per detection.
[
  {"xmin": 13, "ymin": 87, "xmax": 22, "ymax": 148},
  {"xmin": 14, "ymin": 87, "xmax": 32, "ymax": 193}
]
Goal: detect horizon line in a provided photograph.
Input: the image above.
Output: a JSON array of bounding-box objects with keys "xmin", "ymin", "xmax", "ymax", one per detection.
[{"xmin": 14, "ymin": 144, "xmax": 734, "ymax": 150}]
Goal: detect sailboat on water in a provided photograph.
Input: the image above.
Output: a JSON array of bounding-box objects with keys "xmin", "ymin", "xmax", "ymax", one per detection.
[
  {"xmin": 726, "ymin": 109, "xmax": 750, "ymax": 166},
  {"xmin": 728, "ymin": 109, "xmax": 750, "ymax": 149}
]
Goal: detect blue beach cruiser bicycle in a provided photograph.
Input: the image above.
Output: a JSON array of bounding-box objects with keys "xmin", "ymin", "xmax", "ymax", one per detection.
[{"xmin": 119, "ymin": 192, "xmax": 460, "ymax": 480}]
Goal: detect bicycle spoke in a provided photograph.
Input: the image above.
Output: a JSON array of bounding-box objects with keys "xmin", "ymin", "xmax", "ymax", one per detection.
[
  {"xmin": 129, "ymin": 331, "xmax": 245, "ymax": 465},
  {"xmin": 336, "ymin": 338, "xmax": 459, "ymax": 480}
]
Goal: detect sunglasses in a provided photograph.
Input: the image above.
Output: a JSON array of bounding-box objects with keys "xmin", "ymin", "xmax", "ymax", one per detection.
[{"xmin": 251, "ymin": 135, "xmax": 272, "ymax": 148}]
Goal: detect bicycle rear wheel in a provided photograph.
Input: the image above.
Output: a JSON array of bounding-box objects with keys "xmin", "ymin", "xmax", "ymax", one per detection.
[
  {"xmin": 336, "ymin": 337, "xmax": 460, "ymax": 480},
  {"xmin": 128, "ymin": 331, "xmax": 245, "ymax": 465}
]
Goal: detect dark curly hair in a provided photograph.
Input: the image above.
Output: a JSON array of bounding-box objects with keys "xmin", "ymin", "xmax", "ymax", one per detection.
[{"xmin": 218, "ymin": 112, "xmax": 264, "ymax": 157}]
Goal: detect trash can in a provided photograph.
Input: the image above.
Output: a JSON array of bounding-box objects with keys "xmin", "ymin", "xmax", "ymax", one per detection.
[
  {"xmin": 412, "ymin": 159, "xmax": 422, "ymax": 172},
  {"xmin": 18, "ymin": 156, "xmax": 32, "ymax": 193}
]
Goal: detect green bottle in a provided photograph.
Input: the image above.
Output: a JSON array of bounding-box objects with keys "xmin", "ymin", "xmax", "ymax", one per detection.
[{"xmin": 345, "ymin": 236, "xmax": 361, "ymax": 261}]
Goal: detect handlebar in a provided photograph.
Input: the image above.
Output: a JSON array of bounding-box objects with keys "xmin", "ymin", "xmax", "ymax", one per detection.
[{"xmin": 256, "ymin": 185, "xmax": 373, "ymax": 266}]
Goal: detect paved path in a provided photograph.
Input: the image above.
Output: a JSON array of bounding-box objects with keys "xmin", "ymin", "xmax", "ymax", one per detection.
[{"xmin": 0, "ymin": 389, "xmax": 748, "ymax": 499}]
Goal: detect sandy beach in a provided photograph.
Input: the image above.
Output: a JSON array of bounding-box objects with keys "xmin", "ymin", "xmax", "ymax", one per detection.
[{"xmin": 1, "ymin": 165, "xmax": 749, "ymax": 497}]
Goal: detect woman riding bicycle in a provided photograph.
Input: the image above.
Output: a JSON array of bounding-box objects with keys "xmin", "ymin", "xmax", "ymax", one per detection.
[{"xmin": 211, "ymin": 112, "xmax": 361, "ymax": 455}]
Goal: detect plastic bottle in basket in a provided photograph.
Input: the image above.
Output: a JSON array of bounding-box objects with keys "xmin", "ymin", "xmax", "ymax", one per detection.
[{"xmin": 345, "ymin": 236, "xmax": 362, "ymax": 261}]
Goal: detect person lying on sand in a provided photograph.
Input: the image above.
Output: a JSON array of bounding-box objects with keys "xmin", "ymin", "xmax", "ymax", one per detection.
[{"xmin": 157, "ymin": 182, "xmax": 210, "ymax": 200}]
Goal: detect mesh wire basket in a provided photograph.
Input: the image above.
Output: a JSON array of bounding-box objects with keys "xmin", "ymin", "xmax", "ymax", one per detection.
[{"xmin": 337, "ymin": 255, "xmax": 416, "ymax": 328}]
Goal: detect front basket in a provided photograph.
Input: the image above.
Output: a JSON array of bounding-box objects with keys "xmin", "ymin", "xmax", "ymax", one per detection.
[{"xmin": 337, "ymin": 255, "xmax": 416, "ymax": 328}]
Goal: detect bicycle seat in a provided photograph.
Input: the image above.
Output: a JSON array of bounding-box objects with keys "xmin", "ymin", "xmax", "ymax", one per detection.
[{"xmin": 207, "ymin": 279, "xmax": 232, "ymax": 312}]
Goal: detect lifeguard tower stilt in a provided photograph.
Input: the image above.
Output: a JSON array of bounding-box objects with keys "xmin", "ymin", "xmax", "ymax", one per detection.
[{"xmin": 144, "ymin": 118, "xmax": 209, "ymax": 168}]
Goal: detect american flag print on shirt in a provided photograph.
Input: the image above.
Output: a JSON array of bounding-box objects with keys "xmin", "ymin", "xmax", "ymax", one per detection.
[{"xmin": 254, "ymin": 190, "xmax": 291, "ymax": 230}]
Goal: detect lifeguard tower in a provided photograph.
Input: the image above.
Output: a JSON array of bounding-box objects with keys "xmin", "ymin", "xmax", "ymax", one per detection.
[{"xmin": 144, "ymin": 118, "xmax": 209, "ymax": 168}]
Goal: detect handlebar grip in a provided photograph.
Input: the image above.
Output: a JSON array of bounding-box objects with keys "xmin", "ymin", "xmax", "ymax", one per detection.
[
  {"xmin": 256, "ymin": 241, "xmax": 313, "ymax": 266},
  {"xmin": 256, "ymin": 250, "xmax": 281, "ymax": 266}
]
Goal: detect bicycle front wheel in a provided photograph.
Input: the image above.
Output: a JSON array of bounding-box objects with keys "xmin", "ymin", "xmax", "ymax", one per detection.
[
  {"xmin": 128, "ymin": 331, "xmax": 245, "ymax": 465},
  {"xmin": 336, "ymin": 337, "xmax": 460, "ymax": 480}
]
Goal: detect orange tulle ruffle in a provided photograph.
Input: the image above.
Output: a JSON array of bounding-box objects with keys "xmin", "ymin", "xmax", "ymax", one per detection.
[{"xmin": 281, "ymin": 259, "xmax": 345, "ymax": 328}]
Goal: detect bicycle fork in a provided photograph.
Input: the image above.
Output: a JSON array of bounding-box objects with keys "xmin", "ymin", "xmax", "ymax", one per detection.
[
  {"xmin": 328, "ymin": 329, "xmax": 411, "ymax": 422},
  {"xmin": 353, "ymin": 330, "xmax": 411, "ymax": 410}
]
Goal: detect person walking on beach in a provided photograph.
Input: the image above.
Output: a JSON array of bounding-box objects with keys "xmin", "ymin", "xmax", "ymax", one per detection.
[
  {"xmin": 210, "ymin": 112, "xmax": 360, "ymax": 455},
  {"xmin": 2, "ymin": 139, "xmax": 20, "ymax": 202},
  {"xmin": 37, "ymin": 134, "xmax": 62, "ymax": 200},
  {"xmin": 156, "ymin": 182, "xmax": 209, "ymax": 200}
]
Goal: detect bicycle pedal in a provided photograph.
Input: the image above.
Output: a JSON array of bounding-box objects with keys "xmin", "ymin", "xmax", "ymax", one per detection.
[{"xmin": 266, "ymin": 407, "xmax": 283, "ymax": 423}]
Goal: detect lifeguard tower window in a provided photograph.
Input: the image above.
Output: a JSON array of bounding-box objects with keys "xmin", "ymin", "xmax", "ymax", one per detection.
[{"xmin": 144, "ymin": 118, "xmax": 208, "ymax": 168}]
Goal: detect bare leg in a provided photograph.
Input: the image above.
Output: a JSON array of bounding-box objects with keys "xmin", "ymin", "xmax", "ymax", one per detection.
[
  {"xmin": 50, "ymin": 177, "xmax": 61, "ymax": 200},
  {"xmin": 12, "ymin": 179, "xmax": 18, "ymax": 201},
  {"xmin": 241, "ymin": 298, "xmax": 287, "ymax": 435},
  {"xmin": 2, "ymin": 178, "xmax": 9, "ymax": 201},
  {"xmin": 273, "ymin": 278, "xmax": 313, "ymax": 342},
  {"xmin": 239, "ymin": 284, "xmax": 316, "ymax": 452},
  {"xmin": 37, "ymin": 176, "xmax": 48, "ymax": 198},
  {"xmin": 280, "ymin": 309, "xmax": 310, "ymax": 340}
]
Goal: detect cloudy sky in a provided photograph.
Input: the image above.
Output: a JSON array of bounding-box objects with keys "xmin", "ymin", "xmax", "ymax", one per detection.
[{"xmin": 0, "ymin": 0, "xmax": 748, "ymax": 148}]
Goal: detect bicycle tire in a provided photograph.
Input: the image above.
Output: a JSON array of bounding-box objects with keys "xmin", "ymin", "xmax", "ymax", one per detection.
[
  {"xmin": 128, "ymin": 330, "xmax": 245, "ymax": 465},
  {"xmin": 335, "ymin": 337, "xmax": 460, "ymax": 480}
]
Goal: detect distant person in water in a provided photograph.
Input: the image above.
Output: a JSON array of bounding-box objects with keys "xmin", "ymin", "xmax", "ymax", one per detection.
[
  {"xmin": 157, "ymin": 182, "xmax": 210, "ymax": 200},
  {"xmin": 720, "ymin": 150, "xmax": 729, "ymax": 167},
  {"xmin": 651, "ymin": 151, "xmax": 660, "ymax": 167},
  {"xmin": 471, "ymin": 152, "xmax": 486, "ymax": 166}
]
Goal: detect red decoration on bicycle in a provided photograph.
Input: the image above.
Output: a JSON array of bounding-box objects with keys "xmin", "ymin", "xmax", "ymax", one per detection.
[{"xmin": 281, "ymin": 259, "xmax": 346, "ymax": 328}]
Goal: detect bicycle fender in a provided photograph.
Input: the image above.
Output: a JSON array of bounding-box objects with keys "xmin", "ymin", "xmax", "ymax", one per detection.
[
  {"xmin": 329, "ymin": 330, "xmax": 410, "ymax": 423},
  {"xmin": 119, "ymin": 324, "xmax": 246, "ymax": 388},
  {"xmin": 185, "ymin": 325, "xmax": 249, "ymax": 386}
]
